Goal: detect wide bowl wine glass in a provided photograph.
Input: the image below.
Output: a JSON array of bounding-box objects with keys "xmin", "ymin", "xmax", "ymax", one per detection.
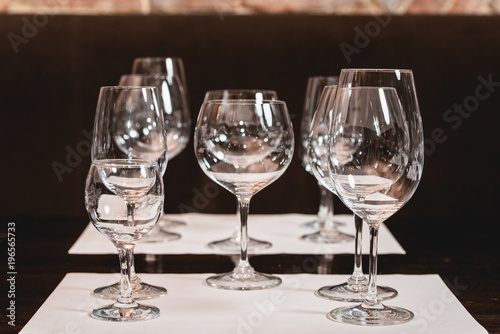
[
  {"xmin": 131, "ymin": 57, "xmax": 190, "ymax": 230},
  {"xmin": 85, "ymin": 159, "xmax": 164, "ymax": 321},
  {"xmin": 194, "ymin": 100, "xmax": 294, "ymax": 290},
  {"xmin": 306, "ymin": 85, "xmax": 353, "ymax": 244},
  {"xmin": 299, "ymin": 76, "xmax": 340, "ymax": 231},
  {"xmin": 119, "ymin": 74, "xmax": 192, "ymax": 241},
  {"xmin": 312, "ymin": 85, "xmax": 396, "ymax": 302},
  {"xmin": 328, "ymin": 86, "xmax": 419, "ymax": 326},
  {"xmin": 91, "ymin": 86, "xmax": 168, "ymax": 300},
  {"xmin": 203, "ymin": 89, "xmax": 278, "ymax": 253}
]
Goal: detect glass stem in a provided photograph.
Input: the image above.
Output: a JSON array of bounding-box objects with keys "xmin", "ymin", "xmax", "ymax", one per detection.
[
  {"xmin": 125, "ymin": 201, "xmax": 139, "ymax": 284},
  {"xmin": 321, "ymin": 188, "xmax": 335, "ymax": 232},
  {"xmin": 317, "ymin": 182, "xmax": 330, "ymax": 223},
  {"xmin": 116, "ymin": 246, "xmax": 138, "ymax": 307},
  {"xmin": 348, "ymin": 215, "xmax": 366, "ymax": 285},
  {"xmin": 126, "ymin": 202, "xmax": 136, "ymax": 227},
  {"xmin": 362, "ymin": 223, "xmax": 382, "ymax": 309},
  {"xmin": 236, "ymin": 196, "xmax": 253, "ymax": 273}
]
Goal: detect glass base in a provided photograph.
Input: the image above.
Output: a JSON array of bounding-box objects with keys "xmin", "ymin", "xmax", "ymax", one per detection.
[
  {"xmin": 208, "ymin": 236, "xmax": 272, "ymax": 252},
  {"xmin": 159, "ymin": 216, "xmax": 187, "ymax": 229},
  {"xmin": 301, "ymin": 220, "xmax": 322, "ymax": 229},
  {"xmin": 329, "ymin": 303, "xmax": 414, "ymax": 326},
  {"xmin": 91, "ymin": 302, "xmax": 159, "ymax": 322},
  {"xmin": 317, "ymin": 282, "xmax": 397, "ymax": 302},
  {"xmin": 301, "ymin": 230, "xmax": 354, "ymax": 244},
  {"xmin": 206, "ymin": 270, "xmax": 282, "ymax": 290},
  {"xmin": 142, "ymin": 226, "xmax": 180, "ymax": 243},
  {"xmin": 93, "ymin": 281, "xmax": 167, "ymax": 300}
]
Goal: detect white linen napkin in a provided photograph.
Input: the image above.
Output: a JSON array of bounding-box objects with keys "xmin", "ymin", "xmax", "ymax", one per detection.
[
  {"xmin": 69, "ymin": 213, "xmax": 405, "ymax": 255},
  {"xmin": 20, "ymin": 273, "xmax": 487, "ymax": 334}
]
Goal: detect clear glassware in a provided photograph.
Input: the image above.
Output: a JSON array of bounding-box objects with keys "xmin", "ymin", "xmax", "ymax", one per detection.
[
  {"xmin": 131, "ymin": 57, "xmax": 190, "ymax": 230},
  {"xmin": 119, "ymin": 74, "xmax": 192, "ymax": 242},
  {"xmin": 91, "ymin": 86, "xmax": 168, "ymax": 300},
  {"xmin": 306, "ymin": 85, "xmax": 353, "ymax": 244},
  {"xmin": 328, "ymin": 84, "xmax": 422, "ymax": 326},
  {"xmin": 194, "ymin": 100, "xmax": 294, "ymax": 290},
  {"xmin": 85, "ymin": 159, "xmax": 164, "ymax": 322},
  {"xmin": 312, "ymin": 86, "xmax": 396, "ymax": 302},
  {"xmin": 299, "ymin": 76, "xmax": 340, "ymax": 231},
  {"xmin": 203, "ymin": 89, "xmax": 278, "ymax": 253}
]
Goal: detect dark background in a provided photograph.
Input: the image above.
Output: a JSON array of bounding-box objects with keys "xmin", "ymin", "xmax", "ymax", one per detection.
[
  {"xmin": 0, "ymin": 14, "xmax": 499, "ymax": 333},
  {"xmin": 0, "ymin": 14, "xmax": 497, "ymax": 223}
]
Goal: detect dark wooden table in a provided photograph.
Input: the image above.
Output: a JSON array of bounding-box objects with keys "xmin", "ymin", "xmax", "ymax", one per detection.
[{"xmin": 1, "ymin": 214, "xmax": 499, "ymax": 333}]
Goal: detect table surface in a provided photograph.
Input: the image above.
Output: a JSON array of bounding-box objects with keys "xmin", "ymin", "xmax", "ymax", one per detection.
[{"xmin": 1, "ymin": 214, "xmax": 499, "ymax": 333}]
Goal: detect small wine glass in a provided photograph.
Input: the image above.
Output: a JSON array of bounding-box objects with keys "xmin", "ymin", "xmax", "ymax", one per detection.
[
  {"xmin": 119, "ymin": 74, "xmax": 192, "ymax": 242},
  {"xmin": 194, "ymin": 99, "xmax": 294, "ymax": 290},
  {"xmin": 85, "ymin": 159, "xmax": 164, "ymax": 321},
  {"xmin": 131, "ymin": 57, "xmax": 190, "ymax": 230},
  {"xmin": 299, "ymin": 76, "xmax": 340, "ymax": 231},
  {"xmin": 203, "ymin": 89, "xmax": 278, "ymax": 253},
  {"xmin": 91, "ymin": 86, "xmax": 168, "ymax": 300},
  {"xmin": 306, "ymin": 85, "xmax": 353, "ymax": 244},
  {"xmin": 328, "ymin": 86, "xmax": 417, "ymax": 326}
]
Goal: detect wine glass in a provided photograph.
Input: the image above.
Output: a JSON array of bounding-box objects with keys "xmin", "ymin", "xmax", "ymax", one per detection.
[
  {"xmin": 328, "ymin": 85, "xmax": 421, "ymax": 326},
  {"xmin": 299, "ymin": 76, "xmax": 340, "ymax": 231},
  {"xmin": 85, "ymin": 159, "xmax": 164, "ymax": 321},
  {"xmin": 91, "ymin": 86, "xmax": 168, "ymax": 300},
  {"xmin": 306, "ymin": 85, "xmax": 353, "ymax": 244},
  {"xmin": 203, "ymin": 89, "xmax": 278, "ymax": 253},
  {"xmin": 313, "ymin": 85, "xmax": 396, "ymax": 302},
  {"xmin": 119, "ymin": 74, "xmax": 192, "ymax": 241},
  {"xmin": 131, "ymin": 57, "xmax": 190, "ymax": 230},
  {"xmin": 194, "ymin": 100, "xmax": 294, "ymax": 290}
]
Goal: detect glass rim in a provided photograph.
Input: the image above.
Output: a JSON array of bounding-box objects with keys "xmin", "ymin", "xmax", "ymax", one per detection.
[
  {"xmin": 133, "ymin": 56, "xmax": 184, "ymax": 62},
  {"xmin": 340, "ymin": 68, "xmax": 413, "ymax": 74},
  {"xmin": 92, "ymin": 158, "xmax": 159, "ymax": 168},
  {"xmin": 205, "ymin": 89, "xmax": 277, "ymax": 94},
  {"xmin": 99, "ymin": 85, "xmax": 159, "ymax": 91},
  {"xmin": 202, "ymin": 99, "xmax": 286, "ymax": 105}
]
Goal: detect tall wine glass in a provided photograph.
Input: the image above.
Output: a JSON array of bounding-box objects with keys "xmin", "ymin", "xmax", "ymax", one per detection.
[
  {"xmin": 328, "ymin": 86, "xmax": 419, "ymax": 326},
  {"xmin": 194, "ymin": 100, "xmax": 294, "ymax": 290},
  {"xmin": 203, "ymin": 89, "xmax": 278, "ymax": 253},
  {"xmin": 91, "ymin": 86, "xmax": 168, "ymax": 300},
  {"xmin": 132, "ymin": 57, "xmax": 188, "ymax": 89},
  {"xmin": 119, "ymin": 74, "xmax": 191, "ymax": 241},
  {"xmin": 299, "ymin": 76, "xmax": 340, "ymax": 231},
  {"xmin": 131, "ymin": 57, "xmax": 190, "ymax": 230},
  {"xmin": 306, "ymin": 85, "xmax": 353, "ymax": 244},
  {"xmin": 313, "ymin": 86, "xmax": 396, "ymax": 302},
  {"xmin": 85, "ymin": 159, "xmax": 164, "ymax": 321},
  {"xmin": 204, "ymin": 89, "xmax": 277, "ymax": 102}
]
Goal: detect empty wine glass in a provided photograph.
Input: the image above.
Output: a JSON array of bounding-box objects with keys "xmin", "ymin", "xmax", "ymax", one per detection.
[
  {"xmin": 85, "ymin": 159, "xmax": 164, "ymax": 321},
  {"xmin": 306, "ymin": 85, "xmax": 353, "ymax": 244},
  {"xmin": 194, "ymin": 100, "xmax": 294, "ymax": 290},
  {"xmin": 119, "ymin": 74, "xmax": 191, "ymax": 242},
  {"xmin": 328, "ymin": 86, "xmax": 419, "ymax": 326},
  {"xmin": 299, "ymin": 76, "xmax": 340, "ymax": 231},
  {"xmin": 91, "ymin": 86, "xmax": 168, "ymax": 300},
  {"xmin": 131, "ymin": 57, "xmax": 190, "ymax": 230},
  {"xmin": 203, "ymin": 89, "xmax": 278, "ymax": 253},
  {"xmin": 313, "ymin": 86, "xmax": 396, "ymax": 302}
]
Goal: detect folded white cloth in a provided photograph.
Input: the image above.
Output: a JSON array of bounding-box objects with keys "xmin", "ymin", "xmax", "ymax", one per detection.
[
  {"xmin": 69, "ymin": 213, "xmax": 405, "ymax": 255},
  {"xmin": 20, "ymin": 273, "xmax": 486, "ymax": 334}
]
